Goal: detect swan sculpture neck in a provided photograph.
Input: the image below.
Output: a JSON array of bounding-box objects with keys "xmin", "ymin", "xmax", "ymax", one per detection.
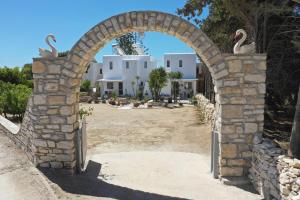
[
  {"xmin": 46, "ymin": 35, "xmax": 57, "ymax": 56},
  {"xmin": 234, "ymin": 29, "xmax": 247, "ymax": 52}
]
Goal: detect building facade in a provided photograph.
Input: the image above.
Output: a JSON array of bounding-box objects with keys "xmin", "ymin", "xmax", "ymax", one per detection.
[
  {"xmin": 161, "ymin": 53, "xmax": 198, "ymax": 99},
  {"xmin": 83, "ymin": 53, "xmax": 199, "ymax": 99},
  {"xmin": 97, "ymin": 55, "xmax": 157, "ymax": 97},
  {"xmin": 82, "ymin": 61, "xmax": 103, "ymax": 87}
]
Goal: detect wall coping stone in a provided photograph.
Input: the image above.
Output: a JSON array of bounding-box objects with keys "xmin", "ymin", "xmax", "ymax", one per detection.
[{"xmin": 0, "ymin": 115, "xmax": 20, "ymax": 134}]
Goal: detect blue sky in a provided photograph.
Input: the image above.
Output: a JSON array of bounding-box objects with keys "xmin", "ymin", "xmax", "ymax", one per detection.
[{"xmin": 0, "ymin": 1, "xmax": 208, "ymax": 67}]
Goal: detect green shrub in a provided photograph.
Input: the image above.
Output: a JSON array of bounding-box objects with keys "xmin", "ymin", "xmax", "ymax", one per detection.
[
  {"xmin": 80, "ymin": 80, "xmax": 91, "ymax": 92},
  {"xmin": 0, "ymin": 81, "xmax": 32, "ymax": 120}
]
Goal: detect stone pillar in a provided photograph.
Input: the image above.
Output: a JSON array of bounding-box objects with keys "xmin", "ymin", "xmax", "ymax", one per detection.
[
  {"xmin": 218, "ymin": 54, "xmax": 266, "ymax": 177},
  {"xmin": 31, "ymin": 58, "xmax": 79, "ymax": 174}
]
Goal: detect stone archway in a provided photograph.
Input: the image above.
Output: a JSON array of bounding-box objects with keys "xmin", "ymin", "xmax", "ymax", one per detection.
[{"xmin": 24, "ymin": 11, "xmax": 266, "ymax": 178}]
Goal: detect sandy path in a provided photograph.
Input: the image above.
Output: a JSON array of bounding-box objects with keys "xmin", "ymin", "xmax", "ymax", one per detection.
[{"xmin": 68, "ymin": 103, "xmax": 261, "ymax": 200}]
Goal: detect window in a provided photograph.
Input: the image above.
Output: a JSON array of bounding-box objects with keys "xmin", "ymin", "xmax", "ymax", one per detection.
[
  {"xmin": 144, "ymin": 61, "xmax": 147, "ymax": 69},
  {"xmin": 126, "ymin": 61, "xmax": 129, "ymax": 69},
  {"xmin": 109, "ymin": 61, "xmax": 113, "ymax": 70},
  {"xmin": 107, "ymin": 82, "xmax": 113, "ymax": 89},
  {"xmin": 100, "ymin": 68, "xmax": 102, "ymax": 74},
  {"xmin": 86, "ymin": 64, "xmax": 90, "ymax": 73},
  {"xmin": 140, "ymin": 81, "xmax": 144, "ymax": 86},
  {"xmin": 179, "ymin": 60, "xmax": 183, "ymax": 67},
  {"xmin": 167, "ymin": 60, "xmax": 170, "ymax": 67}
]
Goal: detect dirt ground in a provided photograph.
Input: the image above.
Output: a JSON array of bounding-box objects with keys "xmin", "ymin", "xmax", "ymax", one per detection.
[
  {"xmin": 71, "ymin": 103, "xmax": 261, "ymax": 200},
  {"xmin": 0, "ymin": 103, "xmax": 260, "ymax": 200},
  {"xmin": 84, "ymin": 103, "xmax": 212, "ymax": 155}
]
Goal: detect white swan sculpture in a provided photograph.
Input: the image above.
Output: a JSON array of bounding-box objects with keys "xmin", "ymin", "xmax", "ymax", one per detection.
[
  {"xmin": 39, "ymin": 34, "xmax": 58, "ymax": 58},
  {"xmin": 233, "ymin": 29, "xmax": 256, "ymax": 54}
]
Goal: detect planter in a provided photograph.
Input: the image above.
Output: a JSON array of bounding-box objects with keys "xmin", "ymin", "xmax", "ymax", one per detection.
[
  {"xmin": 87, "ymin": 98, "xmax": 93, "ymax": 104},
  {"xmin": 109, "ymin": 100, "xmax": 116, "ymax": 105},
  {"xmin": 133, "ymin": 102, "xmax": 140, "ymax": 107}
]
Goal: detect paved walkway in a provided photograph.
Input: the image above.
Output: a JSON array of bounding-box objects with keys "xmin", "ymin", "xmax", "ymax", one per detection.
[
  {"xmin": 42, "ymin": 151, "xmax": 261, "ymax": 200},
  {"xmin": 0, "ymin": 133, "xmax": 57, "ymax": 200}
]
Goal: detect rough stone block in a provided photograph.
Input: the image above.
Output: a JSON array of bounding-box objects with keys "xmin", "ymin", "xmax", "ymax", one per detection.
[
  {"xmin": 245, "ymin": 123, "xmax": 258, "ymax": 133},
  {"xmin": 220, "ymin": 167, "xmax": 244, "ymax": 177},
  {"xmin": 47, "ymin": 141, "xmax": 56, "ymax": 148},
  {"xmin": 222, "ymin": 105, "xmax": 243, "ymax": 118},
  {"xmin": 34, "ymin": 139, "xmax": 47, "ymax": 147},
  {"xmin": 227, "ymin": 159, "xmax": 246, "ymax": 166},
  {"xmin": 228, "ymin": 60, "xmax": 242, "ymax": 73},
  {"xmin": 245, "ymin": 74, "xmax": 265, "ymax": 83},
  {"xmin": 32, "ymin": 61, "xmax": 46, "ymax": 73},
  {"xmin": 60, "ymin": 106, "xmax": 74, "ymax": 115},
  {"xmin": 61, "ymin": 125, "xmax": 74, "ymax": 132},
  {"xmin": 56, "ymin": 154, "xmax": 75, "ymax": 162},
  {"xmin": 50, "ymin": 116, "xmax": 66, "ymax": 124},
  {"xmin": 57, "ymin": 141, "xmax": 74, "ymax": 149},
  {"xmin": 48, "ymin": 96, "xmax": 65, "ymax": 105},
  {"xmin": 48, "ymin": 64, "xmax": 61, "ymax": 74},
  {"xmin": 50, "ymin": 162, "xmax": 63, "ymax": 168},
  {"xmin": 222, "ymin": 144, "xmax": 237, "ymax": 158},
  {"xmin": 34, "ymin": 95, "xmax": 46, "ymax": 105}
]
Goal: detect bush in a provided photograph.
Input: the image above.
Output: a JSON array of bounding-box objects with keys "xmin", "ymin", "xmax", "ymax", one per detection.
[
  {"xmin": 80, "ymin": 80, "xmax": 91, "ymax": 92},
  {"xmin": 78, "ymin": 105, "xmax": 93, "ymax": 120},
  {"xmin": 0, "ymin": 81, "xmax": 32, "ymax": 120}
]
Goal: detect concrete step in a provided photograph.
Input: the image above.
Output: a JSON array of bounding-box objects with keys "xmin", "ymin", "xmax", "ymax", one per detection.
[{"xmin": 221, "ymin": 176, "xmax": 251, "ymax": 186}]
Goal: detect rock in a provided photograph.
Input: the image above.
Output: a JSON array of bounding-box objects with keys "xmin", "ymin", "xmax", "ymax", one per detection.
[{"xmin": 292, "ymin": 184, "xmax": 300, "ymax": 192}]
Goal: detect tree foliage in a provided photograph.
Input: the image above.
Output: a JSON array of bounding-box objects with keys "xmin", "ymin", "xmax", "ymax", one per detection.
[
  {"xmin": 0, "ymin": 66, "xmax": 33, "ymax": 88},
  {"xmin": 0, "ymin": 81, "xmax": 32, "ymax": 120},
  {"xmin": 148, "ymin": 68, "xmax": 168, "ymax": 102},
  {"xmin": 80, "ymin": 80, "xmax": 91, "ymax": 93},
  {"xmin": 116, "ymin": 32, "xmax": 148, "ymax": 55},
  {"xmin": 178, "ymin": 0, "xmax": 300, "ymax": 141}
]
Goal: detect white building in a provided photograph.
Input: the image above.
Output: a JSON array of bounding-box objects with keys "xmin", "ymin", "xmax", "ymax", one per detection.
[
  {"xmin": 161, "ymin": 53, "xmax": 198, "ymax": 99},
  {"xmin": 82, "ymin": 61, "xmax": 103, "ymax": 87},
  {"xmin": 83, "ymin": 53, "xmax": 199, "ymax": 99},
  {"xmin": 97, "ymin": 55, "xmax": 157, "ymax": 97}
]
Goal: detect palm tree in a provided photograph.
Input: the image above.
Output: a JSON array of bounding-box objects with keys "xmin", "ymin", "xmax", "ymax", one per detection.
[
  {"xmin": 290, "ymin": 85, "xmax": 300, "ymax": 159},
  {"xmin": 131, "ymin": 81, "xmax": 135, "ymax": 97},
  {"xmin": 135, "ymin": 76, "xmax": 140, "ymax": 98},
  {"xmin": 168, "ymin": 71, "xmax": 183, "ymax": 103}
]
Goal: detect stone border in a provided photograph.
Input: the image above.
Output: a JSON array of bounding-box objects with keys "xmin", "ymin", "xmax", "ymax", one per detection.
[
  {"xmin": 0, "ymin": 98, "xmax": 35, "ymax": 162},
  {"xmin": 250, "ymin": 138, "xmax": 300, "ymax": 200}
]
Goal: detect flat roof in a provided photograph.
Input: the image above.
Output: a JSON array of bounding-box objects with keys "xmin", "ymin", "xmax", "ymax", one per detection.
[
  {"xmin": 97, "ymin": 79, "xmax": 123, "ymax": 82},
  {"xmin": 175, "ymin": 78, "xmax": 198, "ymax": 81},
  {"xmin": 164, "ymin": 53, "xmax": 196, "ymax": 55}
]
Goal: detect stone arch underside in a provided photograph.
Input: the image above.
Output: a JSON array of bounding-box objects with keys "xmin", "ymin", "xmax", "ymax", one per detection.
[{"xmin": 21, "ymin": 11, "xmax": 266, "ymax": 179}]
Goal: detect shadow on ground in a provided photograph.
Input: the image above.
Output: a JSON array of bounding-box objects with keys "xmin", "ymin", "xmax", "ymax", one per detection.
[{"xmin": 40, "ymin": 160, "xmax": 190, "ymax": 200}]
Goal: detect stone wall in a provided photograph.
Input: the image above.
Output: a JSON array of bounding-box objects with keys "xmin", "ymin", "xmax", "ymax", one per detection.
[
  {"xmin": 0, "ymin": 98, "xmax": 34, "ymax": 162},
  {"xmin": 195, "ymin": 94, "xmax": 215, "ymax": 124},
  {"xmin": 250, "ymin": 138, "xmax": 300, "ymax": 200}
]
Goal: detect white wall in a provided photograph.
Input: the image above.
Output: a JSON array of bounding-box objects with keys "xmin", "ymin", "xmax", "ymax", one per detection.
[
  {"xmin": 162, "ymin": 53, "xmax": 198, "ymax": 98},
  {"xmin": 100, "ymin": 55, "xmax": 157, "ymax": 97},
  {"xmin": 102, "ymin": 56, "xmax": 123, "ymax": 80},
  {"xmin": 164, "ymin": 53, "xmax": 197, "ymax": 79},
  {"xmin": 82, "ymin": 62, "xmax": 103, "ymax": 86}
]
